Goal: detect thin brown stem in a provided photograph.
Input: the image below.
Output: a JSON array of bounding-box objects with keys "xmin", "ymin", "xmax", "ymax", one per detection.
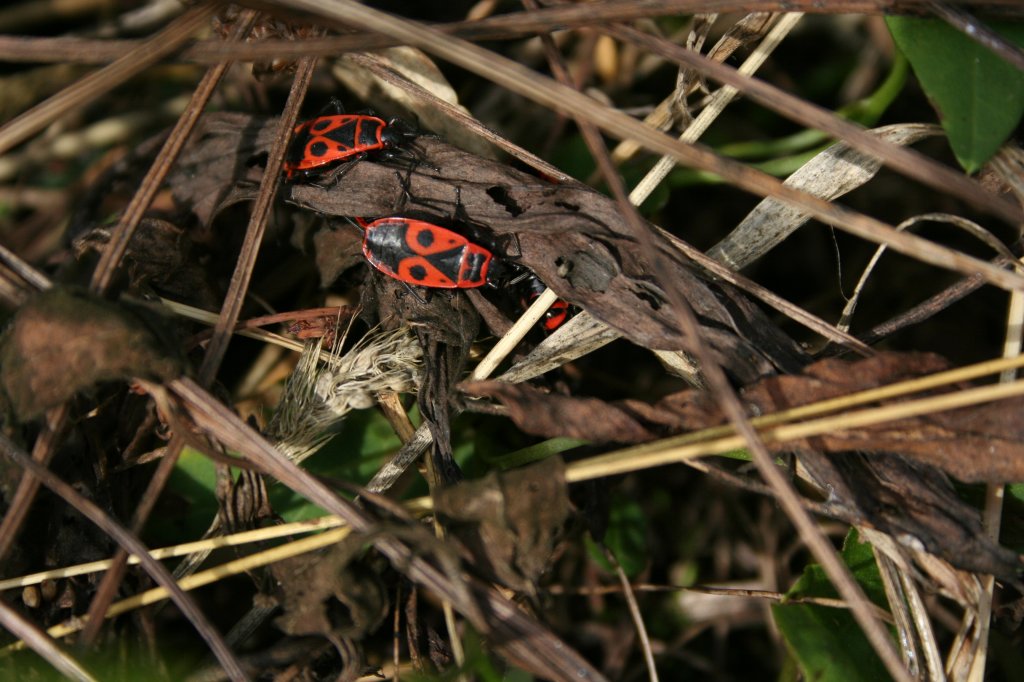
[
  {"xmin": 0, "ymin": 599, "xmax": 97, "ymax": 682},
  {"xmin": 195, "ymin": 41, "xmax": 318, "ymax": 387},
  {"xmin": 76, "ymin": 435, "xmax": 186, "ymax": 645},
  {"xmin": 3, "ymin": 2, "xmax": 1024, "ymax": 65},
  {"xmin": 0, "ymin": 432, "xmax": 248, "ymax": 682},
  {"xmin": 0, "ymin": 3, "xmax": 215, "ymax": 156},
  {"xmin": 0, "ymin": 404, "xmax": 68, "ymax": 562},
  {"xmin": 90, "ymin": 8, "xmax": 257, "ymax": 295}
]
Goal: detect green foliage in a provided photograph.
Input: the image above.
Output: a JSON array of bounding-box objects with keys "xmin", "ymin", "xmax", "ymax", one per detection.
[
  {"xmin": 158, "ymin": 407, "xmax": 407, "ymax": 541},
  {"xmin": 771, "ymin": 529, "xmax": 891, "ymax": 682},
  {"xmin": 481, "ymin": 436, "xmax": 587, "ymax": 470},
  {"xmin": 1007, "ymin": 482, "xmax": 1024, "ymax": 506},
  {"xmin": 586, "ymin": 492, "xmax": 649, "ymax": 578},
  {"xmin": 268, "ymin": 407, "xmax": 407, "ymax": 521},
  {"xmin": 887, "ymin": 17, "xmax": 1024, "ymax": 172}
]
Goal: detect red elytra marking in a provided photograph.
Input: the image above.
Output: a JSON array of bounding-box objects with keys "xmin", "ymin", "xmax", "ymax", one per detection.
[
  {"xmin": 542, "ymin": 300, "xmax": 570, "ymax": 331},
  {"xmin": 284, "ymin": 114, "xmax": 387, "ymax": 179},
  {"xmin": 393, "ymin": 255, "xmax": 457, "ymax": 288},
  {"xmin": 358, "ymin": 217, "xmax": 492, "ymax": 289},
  {"xmin": 523, "ymin": 275, "xmax": 571, "ymax": 331}
]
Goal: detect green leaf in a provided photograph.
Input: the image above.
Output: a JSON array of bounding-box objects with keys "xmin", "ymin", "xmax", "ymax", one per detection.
[
  {"xmin": 269, "ymin": 408, "xmax": 406, "ymax": 521},
  {"xmin": 155, "ymin": 408, "xmax": 408, "ymax": 544},
  {"xmin": 886, "ymin": 17, "xmax": 1024, "ymax": 173},
  {"xmin": 586, "ymin": 494, "xmax": 648, "ymax": 578},
  {"xmin": 1008, "ymin": 482, "xmax": 1024, "ymax": 505},
  {"xmin": 771, "ymin": 529, "xmax": 891, "ymax": 682}
]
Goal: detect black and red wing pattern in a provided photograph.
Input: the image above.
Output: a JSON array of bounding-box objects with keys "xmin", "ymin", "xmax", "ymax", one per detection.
[
  {"xmin": 523, "ymin": 274, "xmax": 572, "ymax": 331},
  {"xmin": 540, "ymin": 299, "xmax": 570, "ymax": 331},
  {"xmin": 361, "ymin": 218, "xmax": 492, "ymax": 289},
  {"xmin": 284, "ymin": 114, "xmax": 387, "ymax": 177}
]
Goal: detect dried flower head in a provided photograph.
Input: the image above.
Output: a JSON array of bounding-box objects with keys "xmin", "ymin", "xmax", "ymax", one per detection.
[{"xmin": 268, "ymin": 327, "xmax": 421, "ymax": 463}]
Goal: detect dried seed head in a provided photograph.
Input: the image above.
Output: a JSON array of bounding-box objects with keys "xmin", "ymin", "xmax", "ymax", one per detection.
[
  {"xmin": 315, "ymin": 327, "xmax": 422, "ymax": 414},
  {"xmin": 268, "ymin": 327, "xmax": 421, "ymax": 463}
]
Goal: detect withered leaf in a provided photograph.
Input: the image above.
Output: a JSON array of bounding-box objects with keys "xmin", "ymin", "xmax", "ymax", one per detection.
[
  {"xmin": 740, "ymin": 353, "xmax": 1024, "ymax": 484},
  {"xmin": 0, "ymin": 288, "xmax": 183, "ymax": 420},
  {"xmin": 272, "ymin": 540, "xmax": 389, "ymax": 640},
  {"xmin": 799, "ymin": 450, "xmax": 1022, "ymax": 583},
  {"xmin": 73, "ymin": 217, "xmax": 222, "ymax": 309},
  {"xmin": 169, "ymin": 112, "xmax": 279, "ymax": 226},
  {"xmin": 466, "ymin": 352, "xmax": 1024, "ymax": 484},
  {"xmin": 169, "ymin": 114, "xmax": 807, "ymax": 384},
  {"xmin": 312, "ymin": 223, "xmax": 364, "ymax": 287},
  {"xmin": 463, "ymin": 374, "xmax": 725, "ymax": 444},
  {"xmin": 466, "ymin": 353, "xmax": 1024, "ymax": 581},
  {"xmin": 433, "ymin": 457, "xmax": 570, "ymax": 595},
  {"xmin": 289, "ymin": 138, "xmax": 808, "ymax": 383}
]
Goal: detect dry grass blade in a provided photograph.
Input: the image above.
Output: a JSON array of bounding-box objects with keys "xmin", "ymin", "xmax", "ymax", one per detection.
[
  {"xmin": 874, "ymin": 550, "xmax": 926, "ymax": 676},
  {"xmin": 5, "ymin": 2, "xmax": 1024, "ymax": 64},
  {"xmin": 838, "ymin": 212, "xmax": 1018, "ymax": 334},
  {"xmin": 0, "ymin": 527, "xmax": 354, "ymax": 648},
  {"xmin": 277, "ymin": 0, "xmax": 1024, "ymax": 294},
  {"xmin": 0, "ymin": 406, "xmax": 66, "ymax": 562},
  {"xmin": 343, "ymin": 52, "xmax": 570, "ymax": 181},
  {"xmin": 608, "ymin": 23, "xmax": 1021, "ymax": 224},
  {"xmin": 0, "ymin": 599, "xmax": 97, "ymax": 682},
  {"xmin": 0, "ymin": 515, "xmax": 351, "ymax": 589},
  {"xmin": 496, "ymin": 311, "xmax": 625, "ymax": 383},
  {"xmin": 159, "ymin": 298, "xmax": 312, "ymax": 352},
  {"xmin": 470, "ymin": 287, "xmax": 561, "ymax": 381},
  {"xmin": 89, "ymin": 10, "xmax": 258, "ymax": 294},
  {"xmin": 966, "ymin": 252, "xmax": 1024, "ymax": 680},
  {"xmin": 657, "ymin": 226, "xmax": 875, "ymax": 356},
  {"xmin": 0, "ymin": 241, "xmax": 51, "ymax": 292},
  {"xmin": 0, "ymin": 432, "xmax": 247, "ymax": 682},
  {"xmin": 565, "ymin": 372, "xmax": 1024, "ymax": 483},
  {"xmin": 0, "ymin": 3, "xmax": 215, "ymax": 156},
  {"xmin": 708, "ymin": 124, "xmax": 942, "ymax": 270},
  {"xmin": 164, "ymin": 377, "xmax": 606, "ymax": 681},
  {"xmin": 629, "ymin": 12, "xmax": 803, "ymax": 206},
  {"xmin": 195, "ymin": 47, "xmax": 318, "ymax": 386}
]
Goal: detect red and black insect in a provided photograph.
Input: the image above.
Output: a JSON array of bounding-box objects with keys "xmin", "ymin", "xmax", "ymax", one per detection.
[
  {"xmin": 356, "ymin": 216, "xmax": 493, "ymax": 289},
  {"xmin": 522, "ymin": 274, "xmax": 571, "ymax": 332},
  {"xmin": 284, "ymin": 105, "xmax": 416, "ymax": 180}
]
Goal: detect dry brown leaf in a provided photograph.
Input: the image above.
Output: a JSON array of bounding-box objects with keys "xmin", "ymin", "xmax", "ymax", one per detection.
[
  {"xmin": 464, "ymin": 352, "xmax": 1024, "ymax": 582},
  {"xmin": 0, "ymin": 287, "xmax": 182, "ymax": 420},
  {"xmin": 170, "ymin": 113, "xmax": 808, "ymax": 385},
  {"xmin": 433, "ymin": 457, "xmax": 569, "ymax": 595},
  {"xmin": 466, "ymin": 352, "xmax": 1024, "ymax": 483},
  {"xmin": 271, "ymin": 539, "xmax": 389, "ymax": 641},
  {"xmin": 72, "ymin": 217, "xmax": 222, "ymax": 309}
]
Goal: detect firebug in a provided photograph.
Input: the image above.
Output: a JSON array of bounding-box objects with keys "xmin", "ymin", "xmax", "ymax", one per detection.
[
  {"xmin": 356, "ymin": 216, "xmax": 493, "ymax": 289},
  {"xmin": 284, "ymin": 102, "xmax": 417, "ymax": 180}
]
